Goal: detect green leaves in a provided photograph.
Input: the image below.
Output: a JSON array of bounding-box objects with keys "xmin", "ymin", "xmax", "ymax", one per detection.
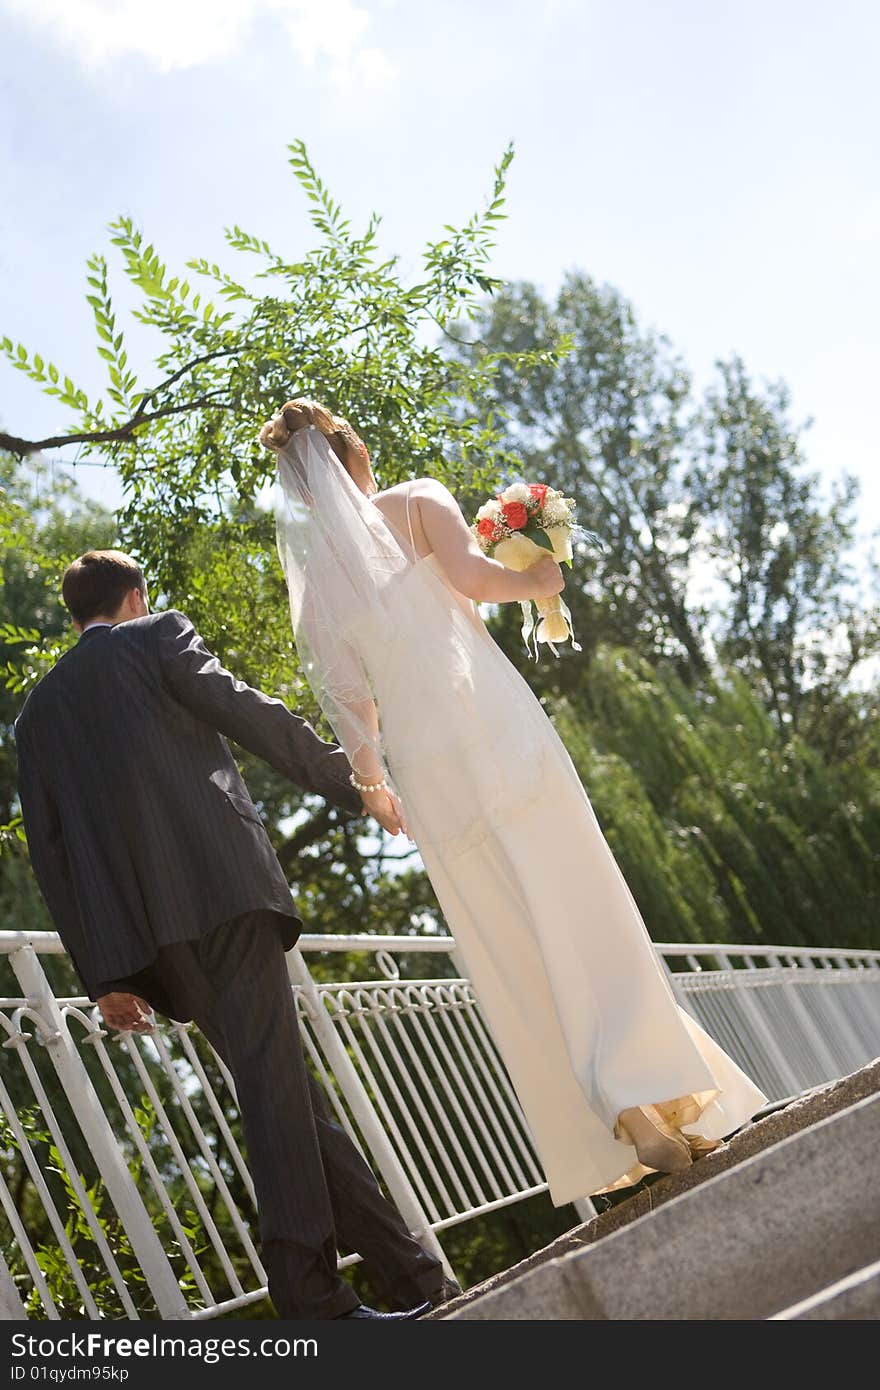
[
  {"xmin": 86, "ymin": 253, "xmax": 138, "ymax": 410},
  {"xmin": 187, "ymin": 253, "xmax": 253, "ymax": 305},
  {"xmin": 1, "ymin": 336, "xmax": 89, "ymax": 411},
  {"xmin": 109, "ymin": 217, "xmax": 168, "ymax": 298},
  {"xmin": 420, "ymin": 140, "xmax": 515, "ymax": 326},
  {"xmin": 0, "ymin": 621, "xmax": 40, "ymax": 646},
  {"xmin": 0, "ymin": 815, "xmax": 26, "ymax": 850},
  {"xmin": 0, "ymin": 137, "xmax": 560, "ymax": 915},
  {"xmin": 521, "ymin": 520, "xmax": 555, "ymax": 552},
  {"xmin": 225, "ymin": 224, "xmax": 274, "ymax": 258},
  {"xmin": 287, "ymin": 138, "xmax": 351, "ymax": 242}
]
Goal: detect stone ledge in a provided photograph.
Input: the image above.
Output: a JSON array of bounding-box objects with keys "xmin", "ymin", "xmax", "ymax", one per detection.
[
  {"xmin": 435, "ymin": 1057, "xmax": 880, "ymax": 1318},
  {"xmin": 446, "ymin": 1090, "xmax": 880, "ymax": 1319},
  {"xmin": 771, "ymin": 1259, "xmax": 880, "ymax": 1320}
]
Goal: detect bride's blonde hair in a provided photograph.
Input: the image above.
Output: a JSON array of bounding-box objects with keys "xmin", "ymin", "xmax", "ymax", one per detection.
[{"xmin": 260, "ymin": 397, "xmax": 368, "ymax": 469}]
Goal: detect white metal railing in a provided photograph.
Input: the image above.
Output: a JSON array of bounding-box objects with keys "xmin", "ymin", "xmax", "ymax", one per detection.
[
  {"xmin": 659, "ymin": 943, "xmax": 880, "ymax": 1101},
  {"xmin": 0, "ymin": 929, "xmax": 878, "ymax": 1321}
]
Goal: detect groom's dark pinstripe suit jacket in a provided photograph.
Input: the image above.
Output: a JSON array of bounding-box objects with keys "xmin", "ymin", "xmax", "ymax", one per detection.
[{"xmin": 14, "ymin": 610, "xmax": 362, "ymax": 1005}]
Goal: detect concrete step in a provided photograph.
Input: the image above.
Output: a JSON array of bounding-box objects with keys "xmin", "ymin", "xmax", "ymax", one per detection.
[
  {"xmin": 434, "ymin": 1057, "xmax": 880, "ymax": 1320},
  {"xmin": 771, "ymin": 1260, "xmax": 880, "ymax": 1320},
  {"xmin": 444, "ymin": 1087, "xmax": 880, "ymax": 1320}
]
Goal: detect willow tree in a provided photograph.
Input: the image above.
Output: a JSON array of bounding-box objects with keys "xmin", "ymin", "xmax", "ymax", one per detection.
[{"xmin": 553, "ymin": 646, "xmax": 880, "ymax": 951}]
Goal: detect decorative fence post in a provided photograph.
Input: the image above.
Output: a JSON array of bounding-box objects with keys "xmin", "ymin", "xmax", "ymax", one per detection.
[
  {"xmin": 9, "ymin": 941, "xmax": 190, "ymax": 1320},
  {"xmin": 285, "ymin": 948, "xmax": 452, "ymax": 1274}
]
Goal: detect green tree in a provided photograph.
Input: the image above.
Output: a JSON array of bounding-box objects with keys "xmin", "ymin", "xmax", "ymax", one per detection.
[
  {"xmin": 0, "ymin": 140, "xmax": 560, "ymax": 919},
  {"xmin": 450, "ymin": 274, "xmax": 879, "ymax": 734},
  {"xmin": 690, "ymin": 354, "xmax": 878, "ymax": 745},
  {"xmin": 449, "ymin": 272, "xmax": 706, "ymax": 688},
  {"xmin": 443, "ymin": 273, "xmax": 880, "ymax": 951},
  {"xmin": 553, "ymin": 648, "xmax": 880, "ymax": 950}
]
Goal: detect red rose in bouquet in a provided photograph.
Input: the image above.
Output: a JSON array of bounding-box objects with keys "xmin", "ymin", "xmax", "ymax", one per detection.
[
  {"xmin": 501, "ymin": 500, "xmax": 529, "ymax": 530},
  {"xmin": 477, "ymin": 517, "xmax": 498, "ymax": 540}
]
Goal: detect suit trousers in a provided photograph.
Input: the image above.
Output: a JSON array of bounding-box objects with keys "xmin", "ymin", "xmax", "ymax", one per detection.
[{"xmin": 122, "ymin": 909, "xmax": 443, "ymax": 1319}]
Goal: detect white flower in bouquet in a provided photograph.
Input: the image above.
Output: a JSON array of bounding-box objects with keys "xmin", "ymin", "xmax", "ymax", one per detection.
[
  {"xmin": 476, "ymin": 499, "xmax": 504, "ymax": 522},
  {"xmin": 499, "ymin": 482, "xmax": 532, "ymax": 505},
  {"xmin": 542, "ymin": 495, "xmax": 574, "ymax": 526}
]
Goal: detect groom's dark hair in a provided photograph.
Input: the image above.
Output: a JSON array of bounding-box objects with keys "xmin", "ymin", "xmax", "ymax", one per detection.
[{"xmin": 62, "ymin": 550, "xmax": 147, "ymax": 624}]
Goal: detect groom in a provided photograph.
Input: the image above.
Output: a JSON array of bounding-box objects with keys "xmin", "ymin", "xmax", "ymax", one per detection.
[{"xmin": 14, "ymin": 549, "xmax": 452, "ymax": 1320}]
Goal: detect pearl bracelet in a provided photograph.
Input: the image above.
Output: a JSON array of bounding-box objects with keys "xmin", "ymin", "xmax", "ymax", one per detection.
[{"xmin": 349, "ymin": 772, "xmax": 389, "ymax": 794}]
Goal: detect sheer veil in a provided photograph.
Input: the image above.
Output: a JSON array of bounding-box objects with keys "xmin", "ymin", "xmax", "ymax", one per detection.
[
  {"xmin": 272, "ymin": 419, "xmax": 559, "ymax": 857},
  {"xmin": 273, "ymin": 424, "xmax": 412, "ymax": 791}
]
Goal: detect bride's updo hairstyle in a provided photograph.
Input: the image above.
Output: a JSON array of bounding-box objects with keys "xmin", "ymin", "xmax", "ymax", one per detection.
[{"xmin": 260, "ymin": 397, "xmax": 368, "ymax": 471}]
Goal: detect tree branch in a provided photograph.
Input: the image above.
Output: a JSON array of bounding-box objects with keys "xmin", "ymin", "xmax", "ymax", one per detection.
[
  {"xmin": 0, "ymin": 394, "xmax": 233, "ymax": 459},
  {"xmin": 362, "ymin": 841, "xmax": 423, "ymax": 864},
  {"xmin": 129, "ymin": 347, "xmax": 241, "ymax": 423},
  {"xmin": 1, "ymin": 347, "xmax": 242, "ymax": 459},
  {"xmin": 274, "ymin": 805, "xmax": 362, "ymax": 872}
]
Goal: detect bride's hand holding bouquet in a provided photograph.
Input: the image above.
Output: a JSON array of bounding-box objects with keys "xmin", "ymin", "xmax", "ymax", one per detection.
[
  {"xmin": 516, "ymin": 552, "xmax": 566, "ymax": 601},
  {"xmin": 472, "ymin": 481, "xmax": 604, "ymax": 658}
]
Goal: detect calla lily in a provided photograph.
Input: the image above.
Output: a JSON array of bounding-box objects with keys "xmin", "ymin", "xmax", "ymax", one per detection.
[{"xmin": 493, "ymin": 534, "xmax": 545, "ymax": 571}]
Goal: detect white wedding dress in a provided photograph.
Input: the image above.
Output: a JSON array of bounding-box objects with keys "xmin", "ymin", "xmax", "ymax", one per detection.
[{"xmin": 362, "ymin": 487, "xmax": 767, "ymax": 1205}]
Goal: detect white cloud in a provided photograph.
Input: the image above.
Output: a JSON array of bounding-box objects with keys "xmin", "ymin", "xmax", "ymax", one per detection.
[
  {"xmin": 279, "ymin": 0, "xmax": 369, "ymax": 67},
  {"xmin": 1, "ymin": 0, "xmax": 398, "ymax": 87},
  {"xmin": 348, "ymin": 45, "xmax": 397, "ymax": 88}
]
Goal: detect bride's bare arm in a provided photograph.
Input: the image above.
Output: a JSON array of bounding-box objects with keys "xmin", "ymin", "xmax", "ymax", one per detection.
[{"xmin": 414, "ymin": 479, "xmax": 564, "ymax": 603}]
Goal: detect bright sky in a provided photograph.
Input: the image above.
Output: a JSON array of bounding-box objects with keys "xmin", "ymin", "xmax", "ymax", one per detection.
[{"xmin": 1, "ymin": 0, "xmax": 878, "ymax": 552}]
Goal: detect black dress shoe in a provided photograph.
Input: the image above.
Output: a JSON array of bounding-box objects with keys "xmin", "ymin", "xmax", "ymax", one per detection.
[
  {"xmin": 336, "ymin": 1301, "xmax": 431, "ymax": 1320},
  {"xmin": 427, "ymin": 1276, "xmax": 463, "ymax": 1309}
]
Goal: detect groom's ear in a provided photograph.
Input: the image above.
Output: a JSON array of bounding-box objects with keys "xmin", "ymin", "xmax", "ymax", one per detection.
[{"xmin": 124, "ymin": 585, "xmax": 149, "ymax": 619}]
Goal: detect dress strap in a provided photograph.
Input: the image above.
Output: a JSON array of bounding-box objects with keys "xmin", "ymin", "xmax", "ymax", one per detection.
[{"xmin": 405, "ymin": 481, "xmax": 418, "ymax": 562}]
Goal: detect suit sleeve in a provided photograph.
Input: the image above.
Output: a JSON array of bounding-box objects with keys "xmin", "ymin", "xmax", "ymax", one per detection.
[
  {"xmin": 153, "ymin": 611, "xmax": 364, "ymax": 816},
  {"xmin": 14, "ymin": 720, "xmax": 95, "ymax": 999}
]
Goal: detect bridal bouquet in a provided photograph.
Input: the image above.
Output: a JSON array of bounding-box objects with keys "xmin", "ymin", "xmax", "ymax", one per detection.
[{"xmin": 471, "ymin": 482, "xmax": 604, "ymax": 658}]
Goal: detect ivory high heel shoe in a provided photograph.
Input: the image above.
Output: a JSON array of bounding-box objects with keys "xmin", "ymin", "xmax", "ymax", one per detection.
[
  {"xmin": 683, "ymin": 1133, "xmax": 727, "ymax": 1161},
  {"xmin": 616, "ymin": 1106, "xmax": 694, "ymax": 1174}
]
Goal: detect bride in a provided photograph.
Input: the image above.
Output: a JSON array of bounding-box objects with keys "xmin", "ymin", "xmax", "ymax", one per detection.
[{"xmin": 260, "ymin": 397, "xmax": 767, "ymax": 1203}]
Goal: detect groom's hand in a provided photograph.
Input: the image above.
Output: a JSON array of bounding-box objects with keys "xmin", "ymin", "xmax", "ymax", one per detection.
[{"xmin": 98, "ymin": 992, "xmax": 155, "ymax": 1033}]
